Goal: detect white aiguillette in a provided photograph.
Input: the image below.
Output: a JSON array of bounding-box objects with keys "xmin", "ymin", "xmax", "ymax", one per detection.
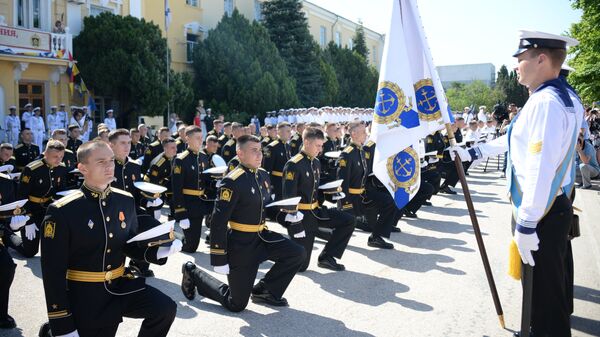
[
  {"xmin": 134, "ymin": 181, "xmax": 167, "ymax": 195},
  {"xmin": 127, "ymin": 220, "xmax": 176, "ymax": 247},
  {"xmin": 324, "ymin": 151, "xmax": 341, "ymax": 159}
]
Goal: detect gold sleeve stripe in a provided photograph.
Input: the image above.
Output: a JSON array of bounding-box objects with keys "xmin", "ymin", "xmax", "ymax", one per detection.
[
  {"xmin": 528, "ymin": 141, "xmax": 543, "ymax": 155},
  {"xmin": 210, "ymin": 249, "xmax": 226, "ymax": 255},
  {"xmin": 48, "ymin": 310, "xmax": 69, "ymax": 319}
]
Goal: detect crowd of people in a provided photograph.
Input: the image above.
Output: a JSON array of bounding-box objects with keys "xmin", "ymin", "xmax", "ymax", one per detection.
[{"xmin": 0, "ymin": 31, "xmax": 595, "ymax": 337}]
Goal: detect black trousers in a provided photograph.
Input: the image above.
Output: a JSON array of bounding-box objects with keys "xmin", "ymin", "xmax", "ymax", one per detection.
[
  {"xmin": 76, "ymin": 285, "xmax": 176, "ymax": 337},
  {"xmin": 404, "ymin": 181, "xmax": 434, "ymax": 213},
  {"xmin": 528, "ymin": 194, "xmax": 573, "ymax": 337},
  {"xmin": 182, "ymin": 216, "xmax": 204, "ymax": 253},
  {"xmin": 440, "ymin": 161, "xmax": 460, "ymax": 188},
  {"xmin": 291, "ymin": 209, "xmax": 354, "ymax": 272},
  {"xmin": 192, "ymin": 236, "xmax": 305, "ymax": 312},
  {"xmin": 18, "ymin": 212, "xmax": 44, "ymax": 258},
  {"xmin": 0, "ymin": 244, "xmax": 15, "ymax": 320},
  {"xmin": 422, "ymin": 168, "xmax": 441, "ymax": 197},
  {"xmin": 364, "ymin": 185, "xmax": 397, "ymax": 238}
]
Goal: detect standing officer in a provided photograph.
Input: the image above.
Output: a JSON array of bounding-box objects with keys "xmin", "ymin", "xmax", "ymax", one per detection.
[
  {"xmin": 50, "ymin": 129, "xmax": 77, "ymax": 173},
  {"xmin": 104, "ymin": 109, "xmax": 117, "ymax": 131},
  {"xmin": 20, "ymin": 103, "xmax": 33, "ymax": 131},
  {"xmin": 283, "ymin": 127, "xmax": 355, "ymax": 271},
  {"xmin": 217, "ymin": 122, "xmax": 232, "ymax": 150},
  {"xmin": 181, "ymin": 135, "xmax": 305, "ymax": 311},
  {"xmin": 4, "ymin": 106, "xmax": 20, "ymax": 146},
  {"xmin": 262, "ymin": 122, "xmax": 292, "ymax": 202},
  {"xmin": 16, "ymin": 140, "xmax": 67, "ymax": 258},
  {"xmin": 67, "ymin": 125, "xmax": 83, "ymax": 154},
  {"xmin": 145, "ymin": 138, "xmax": 177, "ymax": 217},
  {"xmin": 129, "ymin": 128, "xmax": 145, "ymax": 160},
  {"xmin": 221, "ymin": 122, "xmax": 244, "ymax": 164},
  {"xmin": 46, "ymin": 106, "xmax": 62, "ymax": 136},
  {"xmin": 172, "ymin": 126, "xmax": 210, "ymax": 253},
  {"xmin": 30, "ymin": 107, "xmax": 46, "ymax": 151},
  {"xmin": 453, "ymin": 31, "xmax": 580, "ymax": 336},
  {"xmin": 289, "ymin": 122, "xmax": 305, "ymax": 155},
  {"xmin": 14, "ymin": 128, "xmax": 40, "ymax": 172},
  {"xmin": 40, "ymin": 140, "xmax": 179, "ymax": 337},
  {"xmin": 57, "ymin": 104, "xmax": 69, "ymax": 130},
  {"xmin": 142, "ymin": 127, "xmax": 171, "ymax": 174}
]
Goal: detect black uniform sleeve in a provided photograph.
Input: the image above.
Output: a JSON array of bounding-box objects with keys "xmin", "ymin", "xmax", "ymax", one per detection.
[
  {"xmin": 281, "ymin": 161, "xmax": 305, "ymax": 235},
  {"xmin": 40, "ymin": 205, "xmax": 76, "ymax": 335},
  {"xmin": 171, "ymin": 157, "xmax": 188, "ymax": 221},
  {"xmin": 210, "ymin": 177, "xmax": 239, "ymax": 266},
  {"xmin": 336, "ymin": 152, "xmax": 353, "ymax": 211},
  {"xmin": 122, "ymin": 206, "xmax": 165, "ymax": 265}
]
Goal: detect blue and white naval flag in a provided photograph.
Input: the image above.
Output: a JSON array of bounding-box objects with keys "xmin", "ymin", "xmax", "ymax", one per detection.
[{"xmin": 371, "ymin": 0, "xmax": 453, "ymax": 209}]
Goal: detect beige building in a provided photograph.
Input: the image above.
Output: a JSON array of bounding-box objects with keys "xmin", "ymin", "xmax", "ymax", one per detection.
[{"xmin": 0, "ymin": 0, "xmax": 383, "ymax": 132}]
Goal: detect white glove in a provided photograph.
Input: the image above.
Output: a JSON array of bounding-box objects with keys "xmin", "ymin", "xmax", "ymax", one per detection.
[
  {"xmin": 179, "ymin": 218, "xmax": 190, "ymax": 230},
  {"xmin": 285, "ymin": 211, "xmax": 304, "ymax": 223},
  {"xmin": 10, "ymin": 215, "xmax": 30, "ymax": 231},
  {"xmin": 25, "ymin": 224, "xmax": 38, "ymax": 240},
  {"xmin": 514, "ymin": 230, "xmax": 539, "ymax": 266},
  {"xmin": 156, "ymin": 239, "xmax": 183, "ymax": 259},
  {"xmin": 213, "ymin": 264, "xmax": 230, "ymax": 275},
  {"xmin": 153, "ymin": 198, "xmax": 163, "ymax": 207},
  {"xmin": 293, "ymin": 230, "xmax": 306, "ymax": 238},
  {"xmin": 449, "ymin": 146, "xmax": 472, "ymax": 162},
  {"xmin": 153, "ymin": 210, "xmax": 162, "ymax": 220},
  {"xmin": 56, "ymin": 331, "xmax": 80, "ymax": 337},
  {"xmin": 146, "ymin": 200, "xmax": 154, "ymax": 208},
  {"xmin": 332, "ymin": 192, "xmax": 346, "ymax": 201}
]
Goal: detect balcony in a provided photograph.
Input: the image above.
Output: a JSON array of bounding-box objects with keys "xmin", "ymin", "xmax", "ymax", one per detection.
[{"xmin": 0, "ymin": 25, "xmax": 73, "ymax": 60}]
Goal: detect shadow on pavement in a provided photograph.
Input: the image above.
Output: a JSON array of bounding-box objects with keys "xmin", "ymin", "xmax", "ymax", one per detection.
[
  {"xmin": 574, "ymin": 285, "xmax": 600, "ymax": 305},
  {"xmin": 402, "ymin": 217, "xmax": 487, "ymax": 237},
  {"xmin": 345, "ymin": 245, "xmax": 465, "ymax": 276},
  {"xmin": 299, "ymin": 269, "xmax": 433, "ymax": 312},
  {"xmin": 571, "ymin": 315, "xmax": 600, "ymax": 336},
  {"xmin": 389, "ymin": 232, "xmax": 475, "ymax": 253}
]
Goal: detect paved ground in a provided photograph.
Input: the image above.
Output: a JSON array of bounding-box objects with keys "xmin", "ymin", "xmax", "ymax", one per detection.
[{"xmin": 2, "ymin": 157, "xmax": 600, "ymax": 337}]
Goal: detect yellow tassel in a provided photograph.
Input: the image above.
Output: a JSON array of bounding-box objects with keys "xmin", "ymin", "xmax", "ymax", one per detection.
[{"xmin": 508, "ymin": 240, "xmax": 522, "ymax": 280}]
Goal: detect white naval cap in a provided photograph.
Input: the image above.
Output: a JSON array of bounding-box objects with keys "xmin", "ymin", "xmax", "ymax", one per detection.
[
  {"xmin": 106, "ymin": 109, "xmax": 114, "ymax": 113},
  {"xmin": 33, "ymin": 107, "xmax": 40, "ymax": 111},
  {"xmin": 51, "ymin": 105, "xmax": 57, "ymax": 109},
  {"xmin": 24, "ymin": 103, "xmax": 32, "ymax": 108},
  {"xmin": 513, "ymin": 30, "xmax": 579, "ymax": 57},
  {"xmin": 9, "ymin": 105, "xmax": 16, "ymax": 110}
]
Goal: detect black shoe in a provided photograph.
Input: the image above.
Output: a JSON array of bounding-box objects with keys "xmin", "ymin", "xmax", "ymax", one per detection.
[
  {"xmin": 129, "ymin": 263, "xmax": 154, "ymax": 278},
  {"xmin": 38, "ymin": 322, "xmax": 50, "ymax": 336},
  {"xmin": 140, "ymin": 269, "xmax": 155, "ymax": 278},
  {"xmin": 0, "ymin": 315, "xmax": 16, "ymax": 329},
  {"xmin": 423, "ymin": 201, "xmax": 432, "ymax": 206},
  {"xmin": 403, "ymin": 210, "xmax": 417, "ymax": 218},
  {"xmin": 513, "ymin": 330, "xmax": 534, "ymax": 337},
  {"xmin": 318, "ymin": 255, "xmax": 345, "ymax": 271},
  {"xmin": 440, "ymin": 186, "xmax": 457, "ymax": 194},
  {"xmin": 391, "ymin": 226, "xmax": 401, "ymax": 233},
  {"xmin": 368, "ymin": 235, "xmax": 394, "ymax": 249},
  {"xmin": 181, "ymin": 262, "xmax": 197, "ymax": 300},
  {"xmin": 355, "ymin": 220, "xmax": 372, "ymax": 233},
  {"xmin": 251, "ymin": 291, "xmax": 289, "ymax": 307}
]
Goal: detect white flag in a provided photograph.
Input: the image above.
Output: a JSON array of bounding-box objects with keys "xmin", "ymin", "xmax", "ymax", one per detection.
[
  {"xmin": 371, "ymin": 0, "xmax": 454, "ymax": 209},
  {"xmin": 165, "ymin": 0, "xmax": 172, "ymax": 32}
]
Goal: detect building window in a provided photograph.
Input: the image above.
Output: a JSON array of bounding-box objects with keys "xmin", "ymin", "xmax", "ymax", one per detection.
[
  {"xmin": 319, "ymin": 26, "xmax": 326, "ymax": 47},
  {"xmin": 186, "ymin": 0, "xmax": 199, "ymax": 7},
  {"xmin": 335, "ymin": 31, "xmax": 341, "ymax": 47},
  {"xmin": 90, "ymin": 5, "xmax": 113, "ymax": 17},
  {"xmin": 224, "ymin": 0, "xmax": 234, "ymax": 17},
  {"xmin": 348, "ymin": 38, "xmax": 353, "ymax": 50},
  {"xmin": 16, "ymin": 0, "xmax": 42, "ymax": 29},
  {"xmin": 187, "ymin": 33, "xmax": 199, "ymax": 62},
  {"xmin": 254, "ymin": 0, "xmax": 263, "ymax": 21}
]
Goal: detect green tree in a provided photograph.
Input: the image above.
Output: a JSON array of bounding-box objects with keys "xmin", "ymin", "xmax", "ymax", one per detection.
[
  {"xmin": 568, "ymin": 0, "xmax": 600, "ymax": 103},
  {"xmin": 446, "ymin": 81, "xmax": 506, "ymax": 112},
  {"xmin": 73, "ymin": 12, "xmax": 168, "ymax": 127},
  {"xmin": 169, "ymin": 71, "xmax": 196, "ymax": 124},
  {"xmin": 322, "ymin": 42, "xmax": 378, "ymax": 107},
  {"xmin": 262, "ymin": 0, "xmax": 323, "ymax": 107},
  {"xmin": 192, "ymin": 10, "xmax": 299, "ymax": 121},
  {"xmin": 352, "ymin": 23, "xmax": 369, "ymax": 61},
  {"xmin": 495, "ymin": 65, "xmax": 529, "ymax": 106}
]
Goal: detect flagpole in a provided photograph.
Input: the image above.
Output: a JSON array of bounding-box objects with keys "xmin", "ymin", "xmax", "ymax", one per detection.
[
  {"xmin": 165, "ymin": 0, "xmax": 170, "ymax": 126},
  {"xmin": 445, "ymin": 123, "xmax": 505, "ymax": 329}
]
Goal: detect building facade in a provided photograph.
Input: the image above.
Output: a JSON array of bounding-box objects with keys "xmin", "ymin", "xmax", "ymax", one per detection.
[{"xmin": 1, "ymin": 0, "xmax": 384, "ymax": 131}]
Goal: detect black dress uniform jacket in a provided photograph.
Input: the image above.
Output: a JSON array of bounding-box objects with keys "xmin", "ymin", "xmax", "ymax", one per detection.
[
  {"xmin": 129, "ymin": 142, "xmax": 145, "ymax": 160},
  {"xmin": 14, "ymin": 143, "xmax": 40, "ymax": 171},
  {"xmin": 142, "ymin": 141, "xmax": 163, "ymax": 174},
  {"xmin": 217, "ymin": 134, "xmax": 229, "ymax": 150},
  {"xmin": 289, "ymin": 134, "xmax": 302, "ymax": 156},
  {"xmin": 144, "ymin": 153, "xmax": 174, "ymax": 194},
  {"xmin": 337, "ymin": 143, "xmax": 367, "ymax": 212},
  {"xmin": 220, "ymin": 138, "xmax": 237, "ymax": 164},
  {"xmin": 171, "ymin": 149, "xmax": 210, "ymax": 221},
  {"xmin": 66, "ymin": 138, "xmax": 82, "ymax": 154},
  {"xmin": 319, "ymin": 136, "xmax": 339, "ymax": 184},
  {"xmin": 40, "ymin": 185, "xmax": 166, "ymax": 335},
  {"xmin": 112, "ymin": 157, "xmax": 142, "ymax": 208},
  {"xmin": 262, "ymin": 139, "xmax": 291, "ymax": 201}
]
